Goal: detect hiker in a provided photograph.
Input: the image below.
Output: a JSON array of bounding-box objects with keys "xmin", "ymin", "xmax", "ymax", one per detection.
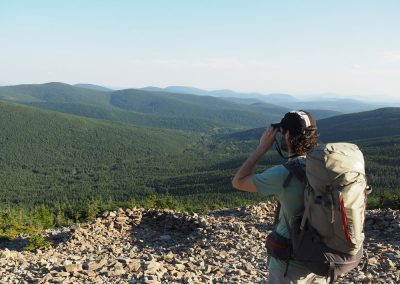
[{"xmin": 232, "ymin": 110, "xmax": 324, "ymax": 284}]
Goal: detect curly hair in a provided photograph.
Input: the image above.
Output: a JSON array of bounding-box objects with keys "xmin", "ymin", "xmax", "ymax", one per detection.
[{"xmin": 286, "ymin": 127, "xmax": 319, "ymax": 156}]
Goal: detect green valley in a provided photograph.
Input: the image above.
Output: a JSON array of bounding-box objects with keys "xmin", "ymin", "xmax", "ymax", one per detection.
[{"xmin": 0, "ymin": 85, "xmax": 399, "ymax": 241}]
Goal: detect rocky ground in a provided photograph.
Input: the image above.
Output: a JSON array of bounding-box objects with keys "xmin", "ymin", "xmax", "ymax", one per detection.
[{"xmin": 0, "ymin": 202, "xmax": 399, "ymax": 284}]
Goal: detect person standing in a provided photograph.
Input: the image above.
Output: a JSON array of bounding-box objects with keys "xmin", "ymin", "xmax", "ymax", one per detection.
[{"xmin": 232, "ymin": 110, "xmax": 325, "ymax": 284}]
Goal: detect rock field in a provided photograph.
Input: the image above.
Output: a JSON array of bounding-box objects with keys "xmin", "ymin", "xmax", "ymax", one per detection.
[{"xmin": 0, "ymin": 202, "xmax": 399, "ymax": 283}]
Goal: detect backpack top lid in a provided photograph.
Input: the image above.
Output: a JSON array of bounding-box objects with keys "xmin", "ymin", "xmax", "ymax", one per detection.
[{"xmin": 306, "ymin": 143, "xmax": 365, "ymax": 191}]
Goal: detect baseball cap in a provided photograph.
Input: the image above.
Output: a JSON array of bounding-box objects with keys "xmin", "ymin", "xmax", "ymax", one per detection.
[{"xmin": 273, "ymin": 110, "xmax": 317, "ymax": 135}]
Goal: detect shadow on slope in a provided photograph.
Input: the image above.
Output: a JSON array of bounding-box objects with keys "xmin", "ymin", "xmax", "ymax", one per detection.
[
  {"xmin": 131, "ymin": 210, "xmax": 205, "ymax": 254},
  {"xmin": 0, "ymin": 229, "xmax": 72, "ymax": 252}
]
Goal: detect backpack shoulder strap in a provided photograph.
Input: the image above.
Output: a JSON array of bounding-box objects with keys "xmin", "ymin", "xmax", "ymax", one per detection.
[
  {"xmin": 281, "ymin": 159, "xmax": 309, "ymax": 230},
  {"xmin": 274, "ymin": 201, "xmax": 281, "ymax": 225},
  {"xmin": 274, "ymin": 159, "xmax": 306, "ymax": 225},
  {"xmin": 282, "ymin": 159, "xmax": 306, "ymax": 188}
]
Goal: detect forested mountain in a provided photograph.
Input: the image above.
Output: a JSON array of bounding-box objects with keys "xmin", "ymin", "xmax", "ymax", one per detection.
[
  {"xmin": 28, "ymin": 102, "xmax": 235, "ymax": 133},
  {"xmin": 217, "ymin": 107, "xmax": 400, "ymax": 142},
  {"xmin": 318, "ymin": 107, "xmax": 400, "ymax": 142},
  {"xmin": 74, "ymin": 83, "xmax": 113, "ymax": 92},
  {"xmin": 108, "ymin": 89, "xmax": 281, "ymax": 128},
  {"xmin": 0, "ymin": 101, "xmax": 198, "ymax": 204},
  {"xmin": 220, "ymin": 97, "xmax": 265, "ymax": 105},
  {"xmin": 0, "ymin": 82, "xmax": 111, "ymax": 106},
  {"xmin": 0, "ymin": 83, "xmax": 274, "ymax": 132}
]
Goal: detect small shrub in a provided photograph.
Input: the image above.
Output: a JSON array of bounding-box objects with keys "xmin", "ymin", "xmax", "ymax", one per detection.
[{"xmin": 24, "ymin": 234, "xmax": 51, "ymax": 252}]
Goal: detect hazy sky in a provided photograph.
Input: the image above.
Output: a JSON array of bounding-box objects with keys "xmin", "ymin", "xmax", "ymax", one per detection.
[{"xmin": 1, "ymin": 0, "xmax": 399, "ymax": 101}]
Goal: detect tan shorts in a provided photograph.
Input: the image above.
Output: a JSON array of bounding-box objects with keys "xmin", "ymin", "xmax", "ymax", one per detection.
[{"xmin": 268, "ymin": 268, "xmax": 327, "ymax": 284}]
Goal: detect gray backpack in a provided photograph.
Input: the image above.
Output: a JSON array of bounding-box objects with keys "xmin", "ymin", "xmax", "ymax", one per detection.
[{"xmin": 282, "ymin": 143, "xmax": 371, "ymax": 282}]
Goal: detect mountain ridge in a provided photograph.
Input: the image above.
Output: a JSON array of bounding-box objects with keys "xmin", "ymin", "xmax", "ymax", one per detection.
[
  {"xmin": 318, "ymin": 107, "xmax": 400, "ymax": 142},
  {"xmin": 0, "ymin": 83, "xmax": 288, "ymax": 132},
  {"xmin": 0, "ymin": 82, "xmax": 344, "ymax": 133},
  {"xmin": 140, "ymin": 85, "xmax": 382, "ymax": 112},
  {"xmin": 74, "ymin": 83, "xmax": 114, "ymax": 92},
  {"xmin": 219, "ymin": 107, "xmax": 400, "ymax": 142}
]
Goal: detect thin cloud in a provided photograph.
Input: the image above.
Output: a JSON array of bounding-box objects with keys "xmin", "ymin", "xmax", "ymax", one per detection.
[
  {"xmin": 381, "ymin": 51, "xmax": 400, "ymax": 62},
  {"xmin": 130, "ymin": 57, "xmax": 272, "ymax": 71},
  {"xmin": 352, "ymin": 64, "xmax": 363, "ymax": 69}
]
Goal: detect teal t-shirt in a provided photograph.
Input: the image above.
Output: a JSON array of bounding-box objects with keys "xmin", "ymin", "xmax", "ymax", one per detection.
[{"xmin": 252, "ymin": 157, "xmax": 310, "ymax": 274}]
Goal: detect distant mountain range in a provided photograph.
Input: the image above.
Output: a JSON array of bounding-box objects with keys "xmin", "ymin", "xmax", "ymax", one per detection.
[
  {"xmin": 0, "ymin": 82, "xmax": 395, "ymax": 138},
  {"xmin": 0, "ymin": 82, "xmax": 339, "ymax": 133},
  {"xmin": 141, "ymin": 86, "xmax": 298, "ymax": 104},
  {"xmin": 140, "ymin": 85, "xmax": 382, "ymax": 113},
  {"xmin": 1, "ymin": 82, "xmax": 389, "ymax": 113}
]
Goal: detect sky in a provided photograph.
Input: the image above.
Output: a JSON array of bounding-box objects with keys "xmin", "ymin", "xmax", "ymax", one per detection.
[{"xmin": 1, "ymin": 0, "xmax": 400, "ymax": 101}]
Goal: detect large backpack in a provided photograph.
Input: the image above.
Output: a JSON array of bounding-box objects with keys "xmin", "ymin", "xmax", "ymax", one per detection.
[{"xmin": 282, "ymin": 143, "xmax": 370, "ymax": 282}]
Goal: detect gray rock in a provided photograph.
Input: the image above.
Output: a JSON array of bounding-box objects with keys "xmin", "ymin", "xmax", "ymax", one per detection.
[
  {"xmin": 159, "ymin": 235, "xmax": 171, "ymax": 241},
  {"xmin": 0, "ymin": 204, "xmax": 398, "ymax": 284}
]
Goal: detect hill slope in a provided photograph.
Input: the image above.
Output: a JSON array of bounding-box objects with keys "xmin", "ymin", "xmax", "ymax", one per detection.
[
  {"xmin": 0, "ymin": 101, "xmax": 198, "ymax": 205},
  {"xmin": 318, "ymin": 107, "xmax": 400, "ymax": 142},
  {"xmin": 0, "ymin": 82, "xmax": 111, "ymax": 106},
  {"xmin": 27, "ymin": 101, "xmax": 230, "ymax": 133},
  {"xmin": 215, "ymin": 107, "xmax": 400, "ymax": 143},
  {"xmin": 109, "ymin": 89, "xmax": 279, "ymax": 128}
]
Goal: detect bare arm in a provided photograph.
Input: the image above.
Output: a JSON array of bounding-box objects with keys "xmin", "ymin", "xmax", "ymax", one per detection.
[{"xmin": 232, "ymin": 126, "xmax": 278, "ymax": 192}]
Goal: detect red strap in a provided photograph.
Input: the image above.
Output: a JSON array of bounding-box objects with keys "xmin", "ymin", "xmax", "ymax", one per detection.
[
  {"xmin": 339, "ymin": 194, "xmax": 352, "ymax": 243},
  {"xmin": 266, "ymin": 238, "xmax": 289, "ymax": 249}
]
